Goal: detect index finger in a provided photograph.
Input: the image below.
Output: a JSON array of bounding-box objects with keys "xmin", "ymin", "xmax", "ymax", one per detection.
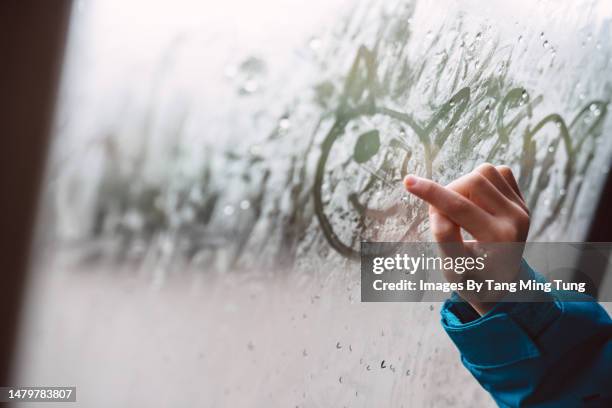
[{"xmin": 404, "ymin": 175, "xmax": 495, "ymax": 240}]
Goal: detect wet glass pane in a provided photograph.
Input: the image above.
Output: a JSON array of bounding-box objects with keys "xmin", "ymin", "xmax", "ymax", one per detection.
[{"xmin": 16, "ymin": 0, "xmax": 612, "ymax": 406}]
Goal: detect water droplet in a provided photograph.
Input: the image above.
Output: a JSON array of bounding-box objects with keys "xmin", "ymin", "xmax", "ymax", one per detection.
[
  {"xmin": 521, "ymin": 90, "xmax": 528, "ymax": 100},
  {"xmin": 380, "ymin": 360, "xmax": 387, "ymax": 369},
  {"xmin": 308, "ymin": 37, "xmax": 322, "ymax": 51},
  {"xmin": 240, "ymin": 56, "xmax": 266, "ymax": 74},
  {"xmin": 543, "ymin": 40, "xmax": 549, "ymax": 49},
  {"xmin": 302, "ymin": 349, "xmax": 308, "ymax": 357},
  {"xmin": 242, "ymin": 79, "xmax": 259, "ymax": 94},
  {"xmin": 484, "ymin": 104, "xmax": 491, "ymax": 114},
  {"xmin": 336, "ymin": 342, "xmax": 342, "ymax": 349},
  {"xmin": 559, "ymin": 188, "xmax": 566, "ymax": 196},
  {"xmin": 429, "ymin": 305, "xmax": 434, "ymax": 311},
  {"xmin": 366, "ymin": 365, "xmax": 371, "ymax": 371},
  {"xmin": 475, "ymin": 32, "xmax": 482, "ymax": 40},
  {"xmin": 540, "ymin": 31, "xmax": 545, "ymax": 38},
  {"xmin": 406, "ymin": 369, "xmax": 411, "ymax": 376},
  {"xmin": 223, "ymin": 205, "xmax": 235, "ymax": 216},
  {"xmin": 240, "ymin": 200, "xmax": 251, "ymax": 210},
  {"xmin": 279, "ymin": 118, "xmax": 291, "ymax": 131},
  {"xmin": 449, "ymin": 99, "xmax": 455, "ymax": 107},
  {"xmin": 401, "ymin": 195, "xmax": 410, "ymax": 204},
  {"xmin": 547, "ymin": 146, "xmax": 555, "ymax": 153}
]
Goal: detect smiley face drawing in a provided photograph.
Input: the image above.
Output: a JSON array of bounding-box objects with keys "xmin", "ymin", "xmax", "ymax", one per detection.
[{"xmin": 313, "ymin": 46, "xmax": 470, "ymax": 259}]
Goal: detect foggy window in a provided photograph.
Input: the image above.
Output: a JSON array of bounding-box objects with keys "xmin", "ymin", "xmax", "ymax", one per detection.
[{"xmin": 17, "ymin": 0, "xmax": 612, "ymax": 406}]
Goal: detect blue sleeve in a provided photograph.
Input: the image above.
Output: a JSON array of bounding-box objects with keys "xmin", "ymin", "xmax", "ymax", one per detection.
[{"xmin": 440, "ymin": 261, "xmax": 612, "ymax": 407}]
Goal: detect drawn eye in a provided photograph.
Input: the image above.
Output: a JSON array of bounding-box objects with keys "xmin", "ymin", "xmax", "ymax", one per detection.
[{"xmin": 353, "ymin": 129, "xmax": 380, "ymax": 163}]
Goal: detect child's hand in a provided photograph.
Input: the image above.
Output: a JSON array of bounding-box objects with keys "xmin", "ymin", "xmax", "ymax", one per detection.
[{"xmin": 403, "ymin": 164, "xmax": 530, "ymax": 315}]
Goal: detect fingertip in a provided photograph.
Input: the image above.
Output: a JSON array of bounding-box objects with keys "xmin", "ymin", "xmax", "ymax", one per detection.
[
  {"xmin": 495, "ymin": 164, "xmax": 513, "ymax": 176},
  {"xmin": 403, "ymin": 174, "xmax": 418, "ymax": 190}
]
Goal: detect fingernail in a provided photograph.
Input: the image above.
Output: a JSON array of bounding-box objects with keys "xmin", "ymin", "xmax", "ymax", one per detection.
[{"xmin": 404, "ymin": 175, "xmax": 418, "ymax": 189}]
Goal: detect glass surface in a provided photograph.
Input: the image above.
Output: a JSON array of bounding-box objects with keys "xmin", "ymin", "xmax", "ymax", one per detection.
[{"xmin": 15, "ymin": 0, "xmax": 612, "ymax": 406}]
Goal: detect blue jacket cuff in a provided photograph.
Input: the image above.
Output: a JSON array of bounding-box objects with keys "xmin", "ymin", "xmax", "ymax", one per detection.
[{"xmin": 440, "ymin": 260, "xmax": 562, "ymax": 367}]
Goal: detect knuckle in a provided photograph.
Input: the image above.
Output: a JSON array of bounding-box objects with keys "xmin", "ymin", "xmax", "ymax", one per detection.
[
  {"xmin": 475, "ymin": 162, "xmax": 496, "ymax": 175},
  {"xmin": 523, "ymin": 204, "xmax": 530, "ymax": 216},
  {"xmin": 517, "ymin": 211, "xmax": 531, "ymax": 231},
  {"xmin": 445, "ymin": 179, "xmax": 462, "ymax": 194},
  {"xmin": 513, "ymin": 200, "xmax": 530, "ymax": 217},
  {"xmin": 496, "ymin": 165, "xmax": 513, "ymax": 177},
  {"xmin": 446, "ymin": 198, "xmax": 468, "ymax": 215},
  {"xmin": 498, "ymin": 216, "xmax": 529, "ymax": 241},
  {"xmin": 499, "ymin": 221, "xmax": 520, "ymax": 241},
  {"xmin": 468, "ymin": 172, "xmax": 488, "ymax": 189}
]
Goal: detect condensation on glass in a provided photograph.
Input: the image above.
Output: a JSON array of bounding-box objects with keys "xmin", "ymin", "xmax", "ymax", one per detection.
[{"xmin": 16, "ymin": 0, "xmax": 612, "ymax": 407}]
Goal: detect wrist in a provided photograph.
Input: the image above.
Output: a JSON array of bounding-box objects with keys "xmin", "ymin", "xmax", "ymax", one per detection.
[{"xmin": 468, "ymin": 301, "xmax": 496, "ymax": 316}]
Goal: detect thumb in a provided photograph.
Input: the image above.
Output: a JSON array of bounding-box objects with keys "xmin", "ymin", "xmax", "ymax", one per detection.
[{"xmin": 428, "ymin": 206, "xmax": 463, "ymax": 244}]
